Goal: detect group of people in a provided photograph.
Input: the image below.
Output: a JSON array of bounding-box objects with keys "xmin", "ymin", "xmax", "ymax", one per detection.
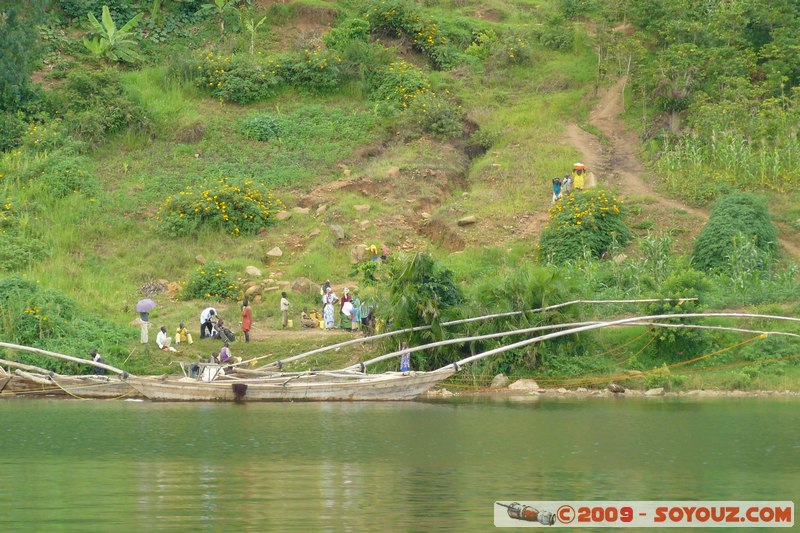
[
  {"xmin": 303, "ymin": 281, "xmax": 374, "ymax": 333},
  {"xmin": 552, "ymin": 162, "xmax": 588, "ymax": 203}
]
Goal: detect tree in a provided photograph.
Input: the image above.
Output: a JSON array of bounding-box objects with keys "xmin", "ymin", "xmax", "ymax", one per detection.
[
  {"xmin": 83, "ymin": 5, "xmax": 144, "ymax": 63},
  {"xmin": 0, "ymin": 1, "xmax": 45, "ymax": 112}
]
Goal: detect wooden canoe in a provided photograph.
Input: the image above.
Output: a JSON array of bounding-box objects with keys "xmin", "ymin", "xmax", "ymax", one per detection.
[{"xmin": 127, "ymin": 368, "xmax": 456, "ymax": 402}]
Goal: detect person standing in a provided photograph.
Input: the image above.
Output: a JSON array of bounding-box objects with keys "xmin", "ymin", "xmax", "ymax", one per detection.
[
  {"xmin": 340, "ymin": 288, "xmax": 352, "ymax": 313},
  {"xmin": 200, "ymin": 307, "xmax": 217, "ymax": 339},
  {"xmin": 89, "ymin": 349, "xmax": 106, "ymax": 375},
  {"xmin": 139, "ymin": 311, "xmax": 150, "ymax": 344},
  {"xmin": 400, "ymin": 342, "xmax": 411, "ymax": 373},
  {"xmin": 561, "ymin": 174, "xmax": 572, "ymax": 195},
  {"xmin": 280, "ymin": 292, "xmax": 290, "ymax": 328},
  {"xmin": 351, "ymin": 292, "xmax": 362, "ymax": 332},
  {"xmin": 322, "ymin": 287, "xmax": 338, "ymax": 329},
  {"xmin": 572, "ymin": 162, "xmax": 586, "ymax": 191},
  {"xmin": 241, "ymin": 299, "xmax": 253, "ymax": 342},
  {"xmin": 551, "ymin": 177, "xmax": 562, "ymax": 203}
]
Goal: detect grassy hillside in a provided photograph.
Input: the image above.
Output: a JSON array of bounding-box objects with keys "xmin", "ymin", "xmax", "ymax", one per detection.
[{"xmin": 1, "ymin": 0, "xmax": 799, "ymax": 391}]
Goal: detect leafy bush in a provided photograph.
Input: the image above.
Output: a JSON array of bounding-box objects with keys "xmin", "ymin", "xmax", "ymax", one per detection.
[
  {"xmin": 492, "ymin": 32, "xmax": 533, "ymax": 64},
  {"xmin": 57, "ymin": 0, "xmax": 139, "ymax": 23},
  {"xmin": 367, "ymin": 60, "xmax": 430, "ymax": 111},
  {"xmin": 0, "ymin": 275, "xmax": 129, "ymax": 372},
  {"xmin": 403, "ymin": 90, "xmax": 463, "ymax": 139},
  {"xmin": 240, "ymin": 114, "xmax": 282, "ymax": 141},
  {"xmin": 644, "ymin": 363, "xmax": 686, "ymax": 391},
  {"xmin": 362, "ymin": 0, "xmax": 449, "ymax": 68},
  {"xmin": 536, "ymin": 19, "xmax": 574, "ymax": 51},
  {"xmin": 181, "ymin": 261, "xmax": 238, "ymax": 301},
  {"xmin": 538, "ymin": 189, "xmax": 632, "ymax": 263},
  {"xmin": 691, "ymin": 192, "xmax": 778, "ymax": 273},
  {"xmin": 285, "ymin": 46, "xmax": 342, "ymax": 93},
  {"xmin": 50, "ymin": 68, "xmax": 150, "ymax": 146},
  {"xmin": 30, "ymin": 156, "xmax": 100, "ymax": 199},
  {"xmin": 0, "ymin": 231, "xmax": 49, "ymax": 271},
  {"xmin": 465, "ymin": 30, "xmax": 498, "ymax": 61},
  {"xmin": 0, "ymin": 112, "xmax": 26, "ymax": 152},
  {"xmin": 0, "ymin": 196, "xmax": 16, "ymax": 228},
  {"xmin": 196, "ymin": 52, "xmax": 282, "ymax": 104},
  {"xmin": 324, "ymin": 17, "xmax": 370, "ymax": 50},
  {"xmin": 157, "ymin": 177, "xmax": 285, "ymax": 237}
]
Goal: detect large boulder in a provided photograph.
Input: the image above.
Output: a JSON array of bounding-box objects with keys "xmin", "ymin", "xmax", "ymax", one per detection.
[
  {"xmin": 291, "ymin": 277, "xmax": 317, "ymax": 294},
  {"xmin": 292, "ymin": 207, "xmax": 311, "ymax": 215},
  {"xmin": 508, "ymin": 379, "xmax": 539, "ymax": 391},
  {"xmin": 645, "ymin": 387, "xmax": 665, "ymax": 396},
  {"xmin": 457, "ymin": 215, "xmax": 477, "ymax": 226},
  {"xmin": 266, "ymin": 247, "xmax": 283, "ymax": 258},
  {"xmin": 330, "ymin": 224, "xmax": 346, "ymax": 240},
  {"xmin": 245, "ymin": 266, "xmax": 262, "ymax": 277},
  {"xmin": 275, "ymin": 210, "xmax": 292, "ymax": 221},
  {"xmin": 195, "ymin": 255, "xmax": 206, "ymax": 265},
  {"xmin": 351, "ymin": 244, "xmax": 368, "ymax": 264},
  {"xmin": 490, "ymin": 374, "xmax": 509, "ymax": 388},
  {"xmin": 244, "ymin": 285, "xmax": 261, "ymax": 298}
]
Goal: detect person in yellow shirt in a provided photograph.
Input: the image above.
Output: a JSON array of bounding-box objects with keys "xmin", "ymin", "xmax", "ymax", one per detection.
[
  {"xmin": 175, "ymin": 322, "xmax": 193, "ymax": 345},
  {"xmin": 572, "ymin": 162, "xmax": 586, "ymax": 191}
]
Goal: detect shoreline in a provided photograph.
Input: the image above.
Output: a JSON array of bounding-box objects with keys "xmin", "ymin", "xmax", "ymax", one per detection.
[{"xmin": 424, "ymin": 388, "xmax": 800, "ymax": 399}]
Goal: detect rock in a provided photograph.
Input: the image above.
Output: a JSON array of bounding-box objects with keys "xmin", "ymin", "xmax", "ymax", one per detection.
[
  {"xmin": 607, "ymin": 383, "xmax": 625, "ymax": 393},
  {"xmin": 195, "ymin": 255, "xmax": 206, "ymax": 265},
  {"xmin": 420, "ymin": 211, "xmax": 431, "ymax": 220},
  {"xmin": 576, "ymin": 387, "xmax": 588, "ymax": 393},
  {"xmin": 264, "ymin": 286, "xmax": 280, "ymax": 293},
  {"xmin": 244, "ymin": 285, "xmax": 261, "ymax": 298},
  {"xmin": 508, "ymin": 379, "xmax": 539, "ymax": 391},
  {"xmin": 292, "ymin": 207, "xmax": 310, "ymax": 215},
  {"xmin": 330, "ymin": 224, "xmax": 346, "ymax": 240},
  {"xmin": 351, "ymin": 244, "xmax": 368, "ymax": 264},
  {"xmin": 613, "ymin": 253, "xmax": 627, "ymax": 265},
  {"xmin": 275, "ymin": 210, "xmax": 292, "ymax": 221},
  {"xmin": 291, "ymin": 277, "xmax": 317, "ymax": 294},
  {"xmin": 310, "ymin": 227, "xmax": 321, "ymax": 237},
  {"xmin": 387, "ymin": 166, "xmax": 401, "ymax": 179},
  {"xmin": 490, "ymin": 374, "xmax": 509, "ymax": 388},
  {"xmin": 316, "ymin": 204, "xmax": 328, "ymax": 216},
  {"xmin": 245, "ymin": 266, "xmax": 262, "ymax": 277},
  {"xmin": 253, "ymin": 294, "xmax": 262, "ymax": 304},
  {"xmin": 359, "ymin": 220, "xmax": 370, "ymax": 230},
  {"xmin": 354, "ymin": 204, "xmax": 371, "ymax": 213},
  {"xmin": 645, "ymin": 387, "xmax": 665, "ymax": 396},
  {"xmin": 457, "ymin": 215, "xmax": 477, "ymax": 226},
  {"xmin": 557, "ymin": 387, "xmax": 568, "ymax": 394},
  {"xmin": 266, "ymin": 247, "xmax": 283, "ymax": 258}
]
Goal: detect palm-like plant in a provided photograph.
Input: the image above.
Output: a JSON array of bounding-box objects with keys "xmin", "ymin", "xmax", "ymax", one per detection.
[
  {"xmin": 202, "ymin": 0, "xmax": 240, "ymax": 39},
  {"xmin": 83, "ymin": 5, "xmax": 144, "ymax": 63},
  {"xmin": 241, "ymin": 12, "xmax": 267, "ymax": 55}
]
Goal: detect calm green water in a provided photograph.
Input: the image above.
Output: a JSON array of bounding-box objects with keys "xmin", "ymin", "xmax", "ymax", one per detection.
[{"xmin": 1, "ymin": 397, "xmax": 798, "ymax": 532}]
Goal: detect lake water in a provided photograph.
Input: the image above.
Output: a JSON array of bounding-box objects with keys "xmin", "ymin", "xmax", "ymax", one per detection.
[{"xmin": 1, "ymin": 397, "xmax": 798, "ymax": 532}]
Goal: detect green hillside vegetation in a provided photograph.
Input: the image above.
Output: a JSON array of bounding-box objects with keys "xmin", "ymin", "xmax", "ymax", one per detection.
[{"xmin": 1, "ymin": 0, "xmax": 799, "ymax": 392}]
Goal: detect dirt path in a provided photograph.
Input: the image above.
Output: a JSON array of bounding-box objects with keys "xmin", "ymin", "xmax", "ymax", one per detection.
[{"xmin": 565, "ymin": 78, "xmax": 800, "ymax": 259}]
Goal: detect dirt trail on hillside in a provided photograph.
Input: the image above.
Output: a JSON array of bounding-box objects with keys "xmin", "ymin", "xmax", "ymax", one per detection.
[{"xmin": 565, "ymin": 78, "xmax": 800, "ymax": 259}]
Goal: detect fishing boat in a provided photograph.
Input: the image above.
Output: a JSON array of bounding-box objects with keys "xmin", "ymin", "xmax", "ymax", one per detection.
[
  {"xmin": 0, "ymin": 357, "xmax": 140, "ymax": 399},
  {"xmin": 126, "ymin": 368, "xmax": 456, "ymax": 402}
]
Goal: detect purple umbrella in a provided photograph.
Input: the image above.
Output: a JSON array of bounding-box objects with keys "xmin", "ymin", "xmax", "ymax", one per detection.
[{"xmin": 135, "ymin": 299, "xmax": 156, "ymax": 313}]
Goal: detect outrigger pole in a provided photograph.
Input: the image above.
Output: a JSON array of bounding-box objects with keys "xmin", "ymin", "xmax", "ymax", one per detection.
[
  {"xmin": 0, "ymin": 342, "xmax": 131, "ymax": 377},
  {"xmin": 246, "ymin": 298, "xmax": 696, "ymax": 369}
]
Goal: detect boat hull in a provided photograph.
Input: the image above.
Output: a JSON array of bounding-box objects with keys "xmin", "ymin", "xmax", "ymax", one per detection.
[{"xmin": 128, "ymin": 369, "xmax": 456, "ymax": 402}]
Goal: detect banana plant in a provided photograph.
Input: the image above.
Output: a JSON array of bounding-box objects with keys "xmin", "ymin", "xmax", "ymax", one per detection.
[
  {"xmin": 240, "ymin": 12, "xmax": 267, "ymax": 55},
  {"xmin": 202, "ymin": 0, "xmax": 240, "ymax": 39},
  {"xmin": 82, "ymin": 5, "xmax": 144, "ymax": 63}
]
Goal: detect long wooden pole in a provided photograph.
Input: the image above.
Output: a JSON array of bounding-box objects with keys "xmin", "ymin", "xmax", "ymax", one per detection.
[
  {"xmin": 0, "ymin": 357, "xmax": 55, "ymax": 375},
  {"xmin": 442, "ymin": 313, "xmax": 800, "ymax": 371},
  {"xmin": 0, "ymin": 342, "xmax": 131, "ymax": 377},
  {"xmin": 250, "ymin": 298, "xmax": 696, "ymax": 369}
]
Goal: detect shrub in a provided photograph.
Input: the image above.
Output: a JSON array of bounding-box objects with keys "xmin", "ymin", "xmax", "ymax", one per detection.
[
  {"xmin": 538, "ymin": 188, "xmax": 632, "ymax": 263},
  {"xmin": 403, "ymin": 90, "xmax": 463, "ymax": 139},
  {"xmin": 691, "ymin": 192, "xmax": 778, "ymax": 273},
  {"xmin": 0, "ymin": 112, "xmax": 26, "ymax": 152},
  {"xmin": 324, "ymin": 17, "xmax": 370, "ymax": 50},
  {"xmin": 0, "ymin": 231, "xmax": 49, "ymax": 271},
  {"xmin": 51, "ymin": 69, "xmax": 150, "ymax": 146},
  {"xmin": 465, "ymin": 30, "xmax": 498, "ymax": 61},
  {"xmin": 181, "ymin": 261, "xmax": 238, "ymax": 301},
  {"xmin": 491, "ymin": 32, "xmax": 533, "ymax": 64},
  {"xmin": 240, "ymin": 114, "xmax": 282, "ymax": 142},
  {"xmin": 285, "ymin": 46, "xmax": 342, "ymax": 93},
  {"xmin": 536, "ymin": 19, "xmax": 574, "ymax": 51},
  {"xmin": 30, "ymin": 156, "xmax": 100, "ymax": 199},
  {"xmin": 196, "ymin": 52, "xmax": 282, "ymax": 104},
  {"xmin": 157, "ymin": 177, "xmax": 285, "ymax": 237},
  {"xmin": 367, "ymin": 60, "xmax": 430, "ymax": 111}
]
